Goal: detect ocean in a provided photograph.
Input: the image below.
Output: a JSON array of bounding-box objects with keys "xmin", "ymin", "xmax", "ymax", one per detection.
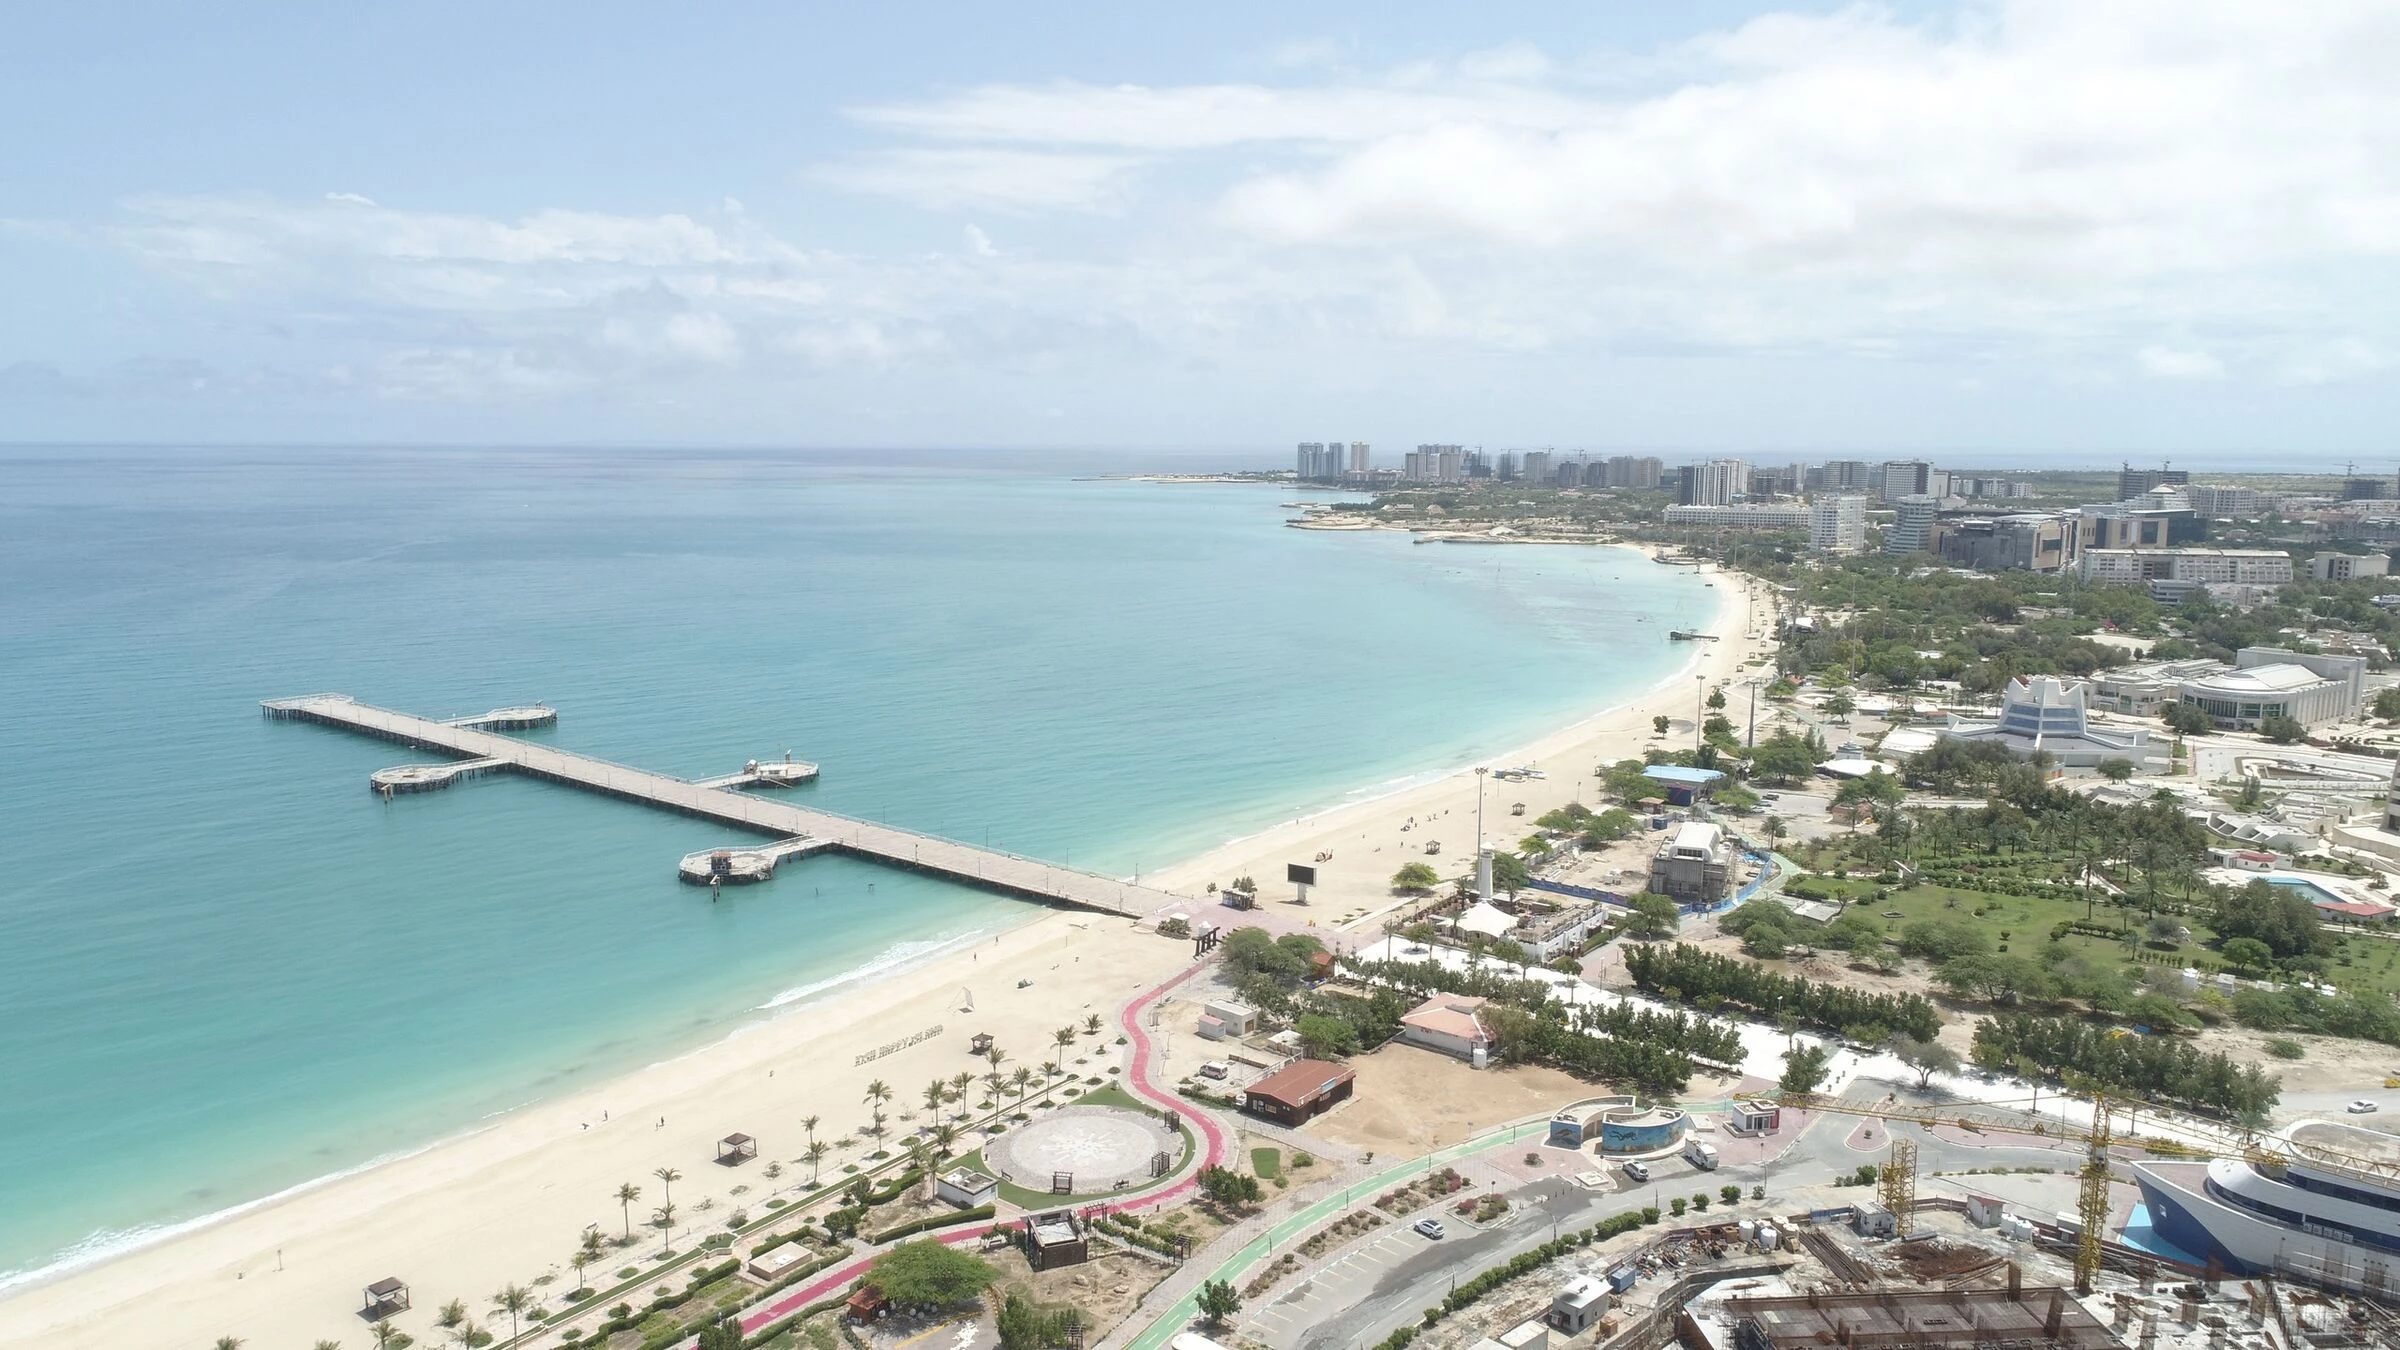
[{"xmin": 0, "ymin": 446, "xmax": 1708, "ymax": 1285}]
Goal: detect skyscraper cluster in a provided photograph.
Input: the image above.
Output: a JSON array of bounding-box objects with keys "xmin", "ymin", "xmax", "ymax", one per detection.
[{"xmin": 1295, "ymin": 442, "xmax": 1367, "ymax": 482}]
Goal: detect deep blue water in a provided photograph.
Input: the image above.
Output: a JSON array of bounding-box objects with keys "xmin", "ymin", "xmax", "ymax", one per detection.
[{"xmin": 0, "ymin": 446, "xmax": 1707, "ymax": 1282}]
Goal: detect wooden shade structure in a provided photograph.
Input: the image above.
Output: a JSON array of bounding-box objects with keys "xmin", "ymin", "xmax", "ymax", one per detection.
[
  {"xmin": 363, "ymin": 1276, "xmax": 410, "ymax": 1320},
  {"xmin": 716, "ymin": 1133, "xmax": 757, "ymax": 1165}
]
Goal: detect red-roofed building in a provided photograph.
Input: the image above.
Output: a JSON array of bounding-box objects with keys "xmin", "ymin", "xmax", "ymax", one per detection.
[
  {"xmin": 1399, "ymin": 994, "xmax": 1494, "ymax": 1066},
  {"xmin": 1242, "ymin": 1058, "xmax": 1356, "ymax": 1126}
]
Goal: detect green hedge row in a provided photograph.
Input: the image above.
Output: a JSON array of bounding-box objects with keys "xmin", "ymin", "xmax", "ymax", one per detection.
[
  {"xmin": 870, "ymin": 1204, "xmax": 995, "ymax": 1245},
  {"xmin": 568, "ymin": 1257, "xmax": 744, "ymax": 1347},
  {"xmin": 743, "ymin": 1291, "xmax": 855, "ymax": 1349},
  {"xmin": 1428, "ymin": 1210, "xmax": 1654, "ymax": 1323}
]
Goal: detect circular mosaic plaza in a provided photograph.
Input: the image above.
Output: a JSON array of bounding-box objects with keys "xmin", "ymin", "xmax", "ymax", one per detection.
[{"xmin": 982, "ymin": 1104, "xmax": 1186, "ymax": 1194}]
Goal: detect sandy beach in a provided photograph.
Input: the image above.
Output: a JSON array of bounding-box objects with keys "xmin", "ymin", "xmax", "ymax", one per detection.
[{"xmin": 0, "ymin": 556, "xmax": 1771, "ymax": 1350}]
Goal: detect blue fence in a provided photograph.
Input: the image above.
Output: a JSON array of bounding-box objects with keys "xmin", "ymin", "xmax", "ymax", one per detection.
[{"xmin": 1526, "ymin": 878, "xmax": 1626, "ymax": 904}]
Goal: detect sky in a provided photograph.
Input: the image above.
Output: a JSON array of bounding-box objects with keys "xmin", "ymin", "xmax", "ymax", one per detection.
[{"xmin": 3, "ymin": 1, "xmax": 2398, "ymax": 462}]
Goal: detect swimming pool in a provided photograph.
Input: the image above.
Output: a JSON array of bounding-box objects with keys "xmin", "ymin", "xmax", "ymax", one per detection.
[{"xmin": 2266, "ymin": 875, "xmax": 2346, "ymax": 906}]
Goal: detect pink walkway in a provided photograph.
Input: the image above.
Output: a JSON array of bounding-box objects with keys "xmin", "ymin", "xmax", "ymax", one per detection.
[{"xmin": 717, "ymin": 958, "xmax": 1231, "ymax": 1341}]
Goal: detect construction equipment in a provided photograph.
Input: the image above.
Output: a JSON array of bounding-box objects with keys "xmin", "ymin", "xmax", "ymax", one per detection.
[
  {"xmin": 1882, "ymin": 1136, "xmax": 1920, "ymax": 1239},
  {"xmin": 2076, "ymin": 1094, "xmax": 2112, "ymax": 1295}
]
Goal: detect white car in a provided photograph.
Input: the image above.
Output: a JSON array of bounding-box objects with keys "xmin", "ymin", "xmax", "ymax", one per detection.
[
  {"xmin": 1623, "ymin": 1161, "xmax": 1651, "ymax": 1183},
  {"xmin": 1414, "ymin": 1219, "xmax": 1446, "ymax": 1240},
  {"xmin": 2350, "ymin": 1100, "xmax": 2380, "ymax": 1114}
]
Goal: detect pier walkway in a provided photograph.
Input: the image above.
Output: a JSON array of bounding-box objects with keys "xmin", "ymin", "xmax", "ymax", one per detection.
[{"xmin": 261, "ymin": 694, "xmax": 1176, "ymax": 920}]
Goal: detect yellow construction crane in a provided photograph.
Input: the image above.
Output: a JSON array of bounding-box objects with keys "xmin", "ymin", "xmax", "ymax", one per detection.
[{"xmin": 2076, "ymin": 1095, "xmax": 2112, "ymax": 1295}]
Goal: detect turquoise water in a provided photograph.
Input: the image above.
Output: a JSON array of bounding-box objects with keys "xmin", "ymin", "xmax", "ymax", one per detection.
[
  {"xmin": 2268, "ymin": 877, "xmax": 2344, "ymax": 906},
  {"xmin": 0, "ymin": 446, "xmax": 1708, "ymax": 1284}
]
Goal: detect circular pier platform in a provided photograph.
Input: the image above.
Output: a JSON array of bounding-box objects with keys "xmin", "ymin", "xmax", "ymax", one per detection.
[{"xmin": 370, "ymin": 761, "xmax": 497, "ymax": 794}]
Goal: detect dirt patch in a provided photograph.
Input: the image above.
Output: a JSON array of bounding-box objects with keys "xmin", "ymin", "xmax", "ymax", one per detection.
[
  {"xmin": 983, "ymin": 1247, "xmax": 1171, "ymax": 1341},
  {"xmin": 1890, "ymin": 1238, "xmax": 2007, "ymax": 1280},
  {"xmin": 1305, "ymin": 1045, "xmax": 1600, "ymax": 1155}
]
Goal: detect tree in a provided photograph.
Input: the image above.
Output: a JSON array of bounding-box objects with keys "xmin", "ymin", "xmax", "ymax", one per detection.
[
  {"xmin": 653, "ymin": 1166, "xmax": 681, "ymax": 1217},
  {"xmin": 1653, "ymin": 715, "xmax": 1671, "ymax": 737},
  {"xmin": 1011, "ymin": 1065, "xmax": 1035, "ymax": 1109},
  {"xmin": 870, "ymin": 1239, "xmax": 999, "ymax": 1310},
  {"xmin": 1892, "ymin": 1034, "xmax": 1962, "ymax": 1088},
  {"xmin": 2214, "ymin": 880, "xmax": 2329, "ymax": 957},
  {"xmin": 1052, "ymin": 1025, "xmax": 1077, "ymax": 1075},
  {"xmin": 1721, "ymin": 1184, "xmax": 1742, "ymax": 1206},
  {"xmin": 573, "ymin": 1225, "xmax": 604, "ymax": 1291},
  {"xmin": 214, "ymin": 1340, "xmax": 245, "ymax": 1350},
  {"xmin": 1625, "ymin": 892, "xmax": 1680, "ymax": 939},
  {"xmin": 2222, "ymin": 937, "xmax": 2275, "ymax": 972},
  {"xmin": 2162, "ymin": 702, "xmax": 2214, "ymax": 737},
  {"xmin": 1707, "ymin": 687, "xmax": 1727, "ymax": 712},
  {"xmin": 865, "ymin": 1078, "xmax": 893, "ymax": 1112},
  {"xmin": 2096, "ymin": 757, "xmax": 2137, "ymax": 781},
  {"xmin": 1198, "ymin": 1280, "xmax": 1243, "ymax": 1326},
  {"xmin": 615, "ymin": 1182, "xmax": 642, "ymax": 1241},
  {"xmin": 1391, "ymin": 862, "xmax": 1440, "ymax": 893},
  {"xmin": 1779, "ymin": 1043, "xmax": 1831, "ymax": 1094},
  {"xmin": 373, "ymin": 1323, "xmax": 402, "ymax": 1350},
  {"xmin": 1198, "ymin": 1165, "xmax": 1264, "ymax": 1207},
  {"xmin": 804, "ymin": 1140, "xmax": 829, "ymax": 1183},
  {"xmin": 490, "ymin": 1285, "xmax": 533, "ymax": 1344},
  {"xmin": 1762, "ymin": 815, "xmax": 1788, "ymax": 849},
  {"xmin": 697, "ymin": 1311, "xmax": 746, "ymax": 1350},
  {"xmin": 1294, "ymin": 1013, "xmax": 1361, "ymax": 1059},
  {"xmin": 924, "ymin": 1077, "xmax": 950, "ymax": 1126},
  {"xmin": 653, "ymin": 1202, "xmax": 678, "ymax": 1252},
  {"xmin": 2259, "ymin": 714, "xmax": 2306, "ymax": 744},
  {"xmin": 1085, "ymin": 1013, "xmax": 1104, "ymax": 1035},
  {"xmin": 2375, "ymin": 687, "xmax": 2400, "ymax": 721},
  {"xmin": 1823, "ymin": 693, "xmax": 1855, "ymax": 720},
  {"xmin": 1935, "ymin": 953, "xmax": 2050, "ymax": 1003}
]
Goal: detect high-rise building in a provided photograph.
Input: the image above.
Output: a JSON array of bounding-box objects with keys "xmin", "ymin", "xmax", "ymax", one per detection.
[
  {"xmin": 1522, "ymin": 450, "xmax": 1553, "ymax": 484},
  {"xmin": 1809, "ymin": 495, "xmax": 1867, "ymax": 555},
  {"xmin": 2119, "ymin": 465, "xmax": 2190, "ymax": 500},
  {"xmin": 1604, "ymin": 455, "xmax": 1663, "ymax": 490},
  {"xmin": 1553, "ymin": 459, "xmax": 1581, "ymax": 487},
  {"xmin": 2311, "ymin": 552, "xmax": 2391, "ymax": 582},
  {"xmin": 1885, "ymin": 495, "xmax": 1939, "ymax": 555},
  {"xmin": 1496, "ymin": 452, "xmax": 1519, "ymax": 482},
  {"xmin": 1821, "ymin": 460, "xmax": 1870, "ymax": 491},
  {"xmin": 1348, "ymin": 442, "xmax": 1370, "ymax": 474},
  {"xmin": 1876, "ymin": 460, "xmax": 1934, "ymax": 504},
  {"xmin": 2187, "ymin": 484, "xmax": 2262, "ymax": 518},
  {"xmin": 1436, "ymin": 448, "xmax": 1463, "ymax": 482},
  {"xmin": 1680, "ymin": 458, "xmax": 1750, "ymax": 506}
]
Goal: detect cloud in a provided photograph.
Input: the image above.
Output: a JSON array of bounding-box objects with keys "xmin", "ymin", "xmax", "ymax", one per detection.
[
  {"xmin": 964, "ymin": 225, "xmax": 997, "ymax": 257},
  {"xmin": 2137, "ymin": 347, "xmax": 2225, "ymax": 380},
  {"xmin": 813, "ymin": 149, "xmax": 1138, "ymax": 212}
]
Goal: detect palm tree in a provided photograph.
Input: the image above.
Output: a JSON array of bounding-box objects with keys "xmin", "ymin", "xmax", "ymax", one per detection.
[
  {"xmin": 923, "ymin": 1078, "xmax": 949, "ymax": 1127},
  {"xmin": 653, "ymin": 1166, "xmax": 681, "ymax": 1216},
  {"xmin": 864, "ymin": 1078, "xmax": 892, "ymax": 1112},
  {"xmin": 803, "ymin": 1139, "xmax": 829, "ymax": 1184},
  {"xmin": 801, "ymin": 1113, "xmax": 820, "ymax": 1147},
  {"xmin": 436, "ymin": 1298, "xmax": 468, "ymax": 1335},
  {"xmin": 615, "ymin": 1182, "xmax": 642, "ymax": 1241},
  {"xmin": 449, "ymin": 1320, "xmax": 483, "ymax": 1350},
  {"xmin": 1052, "ymin": 1025, "xmax": 1076, "ymax": 1075},
  {"xmin": 983, "ymin": 1046, "xmax": 1008, "ymax": 1095},
  {"xmin": 491, "ymin": 1284, "xmax": 534, "ymax": 1343},
  {"xmin": 1084, "ymin": 1013, "xmax": 1102, "ymax": 1036},
  {"xmin": 372, "ymin": 1324, "xmax": 401, "ymax": 1350},
  {"xmin": 214, "ymin": 1339, "xmax": 244, "ymax": 1350},
  {"xmin": 654, "ymin": 1202, "xmax": 678, "ymax": 1253},
  {"xmin": 571, "ymin": 1227, "xmax": 601, "ymax": 1292},
  {"xmin": 869, "ymin": 1108, "xmax": 889, "ymax": 1148},
  {"xmin": 950, "ymin": 1071, "xmax": 976, "ymax": 1117},
  {"xmin": 1011, "ymin": 1065, "xmax": 1035, "ymax": 1111},
  {"xmin": 905, "ymin": 1137, "xmax": 933, "ymax": 1197},
  {"xmin": 314, "ymin": 1341, "xmax": 343, "ymax": 1350},
  {"xmin": 932, "ymin": 1121, "xmax": 959, "ymax": 1157}
]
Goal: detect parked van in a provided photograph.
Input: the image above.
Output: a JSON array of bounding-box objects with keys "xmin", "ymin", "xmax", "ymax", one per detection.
[{"xmin": 1683, "ymin": 1140, "xmax": 1721, "ymax": 1171}]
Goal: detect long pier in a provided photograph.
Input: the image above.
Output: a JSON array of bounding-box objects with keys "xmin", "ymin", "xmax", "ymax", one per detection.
[{"xmin": 261, "ymin": 695, "xmax": 1180, "ymax": 920}]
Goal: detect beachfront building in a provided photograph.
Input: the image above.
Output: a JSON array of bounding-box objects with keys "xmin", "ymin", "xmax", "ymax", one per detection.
[
  {"xmin": 1809, "ymin": 495, "xmax": 1867, "ymax": 554},
  {"xmin": 1939, "ymin": 675, "xmax": 2152, "ymax": 769},
  {"xmin": 2179, "ymin": 649, "xmax": 2366, "ymax": 730},
  {"xmin": 2312, "ymin": 552, "xmax": 2391, "ymax": 581},
  {"xmin": 1647, "ymin": 821, "xmax": 1733, "ymax": 908},
  {"xmin": 1662, "ymin": 503, "xmax": 1809, "ymax": 530},
  {"xmin": 1883, "ymin": 495, "xmax": 1938, "ymax": 555},
  {"xmin": 1242, "ymin": 1058, "xmax": 1356, "ymax": 1126},
  {"xmin": 1399, "ymin": 994, "xmax": 1494, "ymax": 1066}
]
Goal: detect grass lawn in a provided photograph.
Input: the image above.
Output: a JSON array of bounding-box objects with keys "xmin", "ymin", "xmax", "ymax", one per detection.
[{"xmin": 1250, "ymin": 1147, "xmax": 1282, "ymax": 1179}]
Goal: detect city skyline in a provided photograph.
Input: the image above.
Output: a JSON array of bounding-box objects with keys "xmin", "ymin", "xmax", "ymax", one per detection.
[{"xmin": 3, "ymin": 3, "xmax": 2398, "ymax": 451}]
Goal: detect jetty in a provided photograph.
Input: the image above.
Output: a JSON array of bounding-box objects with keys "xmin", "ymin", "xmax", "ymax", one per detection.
[{"xmin": 261, "ymin": 694, "xmax": 1173, "ymax": 919}]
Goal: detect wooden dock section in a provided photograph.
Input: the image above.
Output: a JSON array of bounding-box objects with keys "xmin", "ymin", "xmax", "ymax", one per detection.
[{"xmin": 261, "ymin": 695, "xmax": 1177, "ymax": 920}]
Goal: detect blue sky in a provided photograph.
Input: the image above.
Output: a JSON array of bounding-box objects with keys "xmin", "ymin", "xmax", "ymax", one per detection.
[{"xmin": 3, "ymin": 1, "xmax": 2397, "ymax": 462}]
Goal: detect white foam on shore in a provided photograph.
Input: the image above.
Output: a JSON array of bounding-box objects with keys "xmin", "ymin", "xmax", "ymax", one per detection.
[{"xmin": 0, "ymin": 926, "xmax": 1007, "ymax": 1300}]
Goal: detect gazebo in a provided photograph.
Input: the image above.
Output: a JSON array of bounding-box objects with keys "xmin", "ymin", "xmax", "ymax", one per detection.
[
  {"xmin": 969, "ymin": 1032, "xmax": 994, "ymax": 1055},
  {"xmin": 363, "ymin": 1276, "xmax": 410, "ymax": 1321},
  {"xmin": 715, "ymin": 1133, "xmax": 758, "ymax": 1166}
]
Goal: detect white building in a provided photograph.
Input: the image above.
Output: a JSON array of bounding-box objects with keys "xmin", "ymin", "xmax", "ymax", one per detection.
[
  {"xmin": 1663, "ymin": 503, "xmax": 1811, "ymax": 529},
  {"xmin": 1399, "ymin": 994, "xmax": 1494, "ymax": 1065},
  {"xmin": 1939, "ymin": 675, "xmax": 2152, "ymax": 769},
  {"xmin": 2080, "ymin": 548, "xmax": 2294, "ymax": 586},
  {"xmin": 1682, "ymin": 458, "xmax": 1751, "ymax": 506},
  {"xmin": 2312, "ymin": 552, "xmax": 2391, "ymax": 582},
  {"xmin": 2181, "ymin": 649, "xmax": 2367, "ymax": 729},
  {"xmin": 1809, "ymin": 495, "xmax": 1867, "ymax": 554},
  {"xmin": 1884, "ymin": 495, "xmax": 1938, "ymax": 555},
  {"xmin": 2188, "ymin": 484, "xmax": 2265, "ymax": 518}
]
